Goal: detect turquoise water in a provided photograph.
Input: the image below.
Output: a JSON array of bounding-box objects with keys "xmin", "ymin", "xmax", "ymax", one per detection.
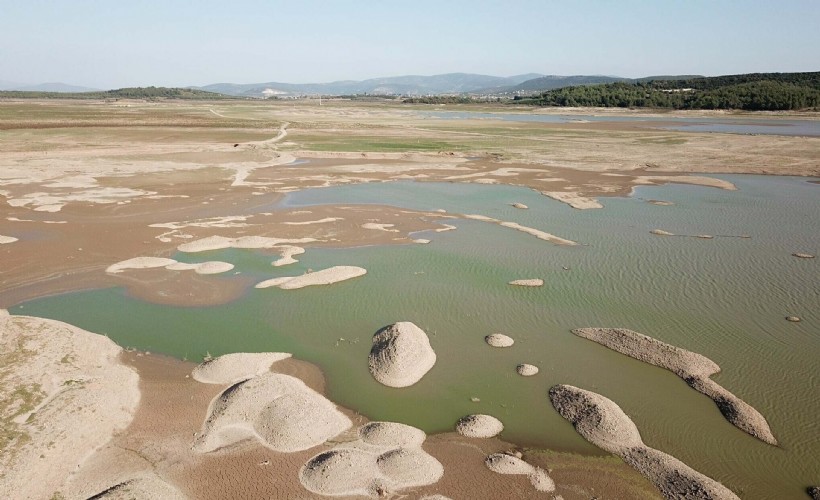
[{"xmin": 11, "ymin": 176, "xmax": 819, "ymax": 499}]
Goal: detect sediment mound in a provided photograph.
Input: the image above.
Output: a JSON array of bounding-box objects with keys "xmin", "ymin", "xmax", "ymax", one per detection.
[
  {"xmin": 508, "ymin": 279, "xmax": 543, "ymax": 287},
  {"xmin": 511, "ymin": 203, "xmax": 528, "ymax": 209},
  {"xmin": 271, "ymin": 245, "xmax": 305, "ymax": 266},
  {"xmin": 650, "ymin": 229, "xmax": 675, "ymax": 236},
  {"xmin": 485, "ymin": 333, "xmax": 514, "ymax": 347},
  {"xmin": 572, "ymin": 327, "xmax": 777, "ymax": 445},
  {"xmin": 192, "ymin": 352, "xmax": 292, "ymax": 384},
  {"xmin": 178, "ymin": 235, "xmax": 316, "ymax": 253},
  {"xmin": 484, "ymin": 453, "xmax": 555, "ymax": 492},
  {"xmin": 516, "ymin": 364, "xmax": 539, "ymax": 376},
  {"xmin": 549, "ymin": 384, "xmax": 739, "ymax": 500},
  {"xmin": 792, "ymin": 253, "xmax": 815, "ymax": 259},
  {"xmin": 0, "ymin": 234, "xmax": 19, "ymax": 244},
  {"xmin": 256, "ymin": 266, "xmax": 367, "ymax": 289},
  {"xmin": 300, "ymin": 421, "xmax": 443, "ymax": 497},
  {"xmin": 359, "ymin": 421, "xmax": 426, "ymax": 448},
  {"xmin": 193, "ymin": 372, "xmax": 351, "ymax": 453},
  {"xmin": 455, "ymin": 414, "xmax": 504, "ymax": 438},
  {"xmin": 0, "ymin": 314, "xmax": 140, "ymax": 499},
  {"xmin": 368, "ymin": 322, "xmax": 436, "ymax": 388}
]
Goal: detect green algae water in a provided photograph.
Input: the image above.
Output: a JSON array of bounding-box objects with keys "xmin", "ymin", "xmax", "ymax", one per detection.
[{"xmin": 12, "ymin": 175, "xmax": 819, "ymax": 499}]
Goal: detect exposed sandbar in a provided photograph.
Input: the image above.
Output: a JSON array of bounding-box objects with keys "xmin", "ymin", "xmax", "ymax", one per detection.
[
  {"xmin": 369, "ymin": 322, "xmax": 437, "ymax": 388},
  {"xmin": 192, "ymin": 352, "xmax": 292, "ymax": 384},
  {"xmin": 549, "ymin": 384, "xmax": 739, "ymax": 500},
  {"xmin": 462, "ymin": 214, "xmax": 577, "ymax": 245},
  {"xmin": 572, "ymin": 328, "xmax": 777, "ymax": 445},
  {"xmin": 106, "ymin": 256, "xmax": 234, "ymax": 275},
  {"xmin": 0, "ymin": 235, "xmax": 18, "ymax": 244},
  {"xmin": 178, "ymin": 235, "xmax": 317, "ymax": 253},
  {"xmin": 271, "ymin": 245, "xmax": 305, "ymax": 266},
  {"xmin": 542, "ymin": 191, "xmax": 604, "ymax": 210},
  {"xmin": 255, "ymin": 265, "xmax": 367, "ymax": 289},
  {"xmin": 792, "ymin": 252, "xmax": 815, "ymax": 259},
  {"xmin": 508, "ymin": 278, "xmax": 543, "ymax": 287}
]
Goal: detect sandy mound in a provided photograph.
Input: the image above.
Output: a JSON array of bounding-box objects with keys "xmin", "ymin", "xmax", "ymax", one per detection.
[
  {"xmin": 462, "ymin": 214, "xmax": 577, "ymax": 245},
  {"xmin": 256, "ymin": 265, "xmax": 367, "ymax": 289},
  {"xmin": 792, "ymin": 252, "xmax": 815, "ymax": 259},
  {"xmin": 455, "ymin": 414, "xmax": 504, "ymax": 438},
  {"xmin": 86, "ymin": 474, "xmax": 186, "ymax": 500},
  {"xmin": 300, "ymin": 421, "xmax": 443, "ymax": 497},
  {"xmin": 359, "ymin": 421, "xmax": 426, "ymax": 448},
  {"xmin": 106, "ymin": 257, "xmax": 233, "ymax": 275},
  {"xmin": 193, "ymin": 372, "xmax": 351, "ymax": 453},
  {"xmin": 0, "ymin": 234, "xmax": 18, "ymax": 244},
  {"xmin": 650, "ymin": 229, "xmax": 675, "ymax": 236},
  {"xmin": 516, "ymin": 364, "xmax": 539, "ymax": 376},
  {"xmin": 511, "ymin": 203, "xmax": 528, "ymax": 209},
  {"xmin": 785, "ymin": 316, "xmax": 801, "ymax": 322},
  {"xmin": 508, "ymin": 278, "xmax": 543, "ymax": 287},
  {"xmin": 485, "ymin": 453, "xmax": 555, "ymax": 492},
  {"xmin": 414, "ymin": 238, "xmax": 431, "ymax": 244},
  {"xmin": 572, "ymin": 328, "xmax": 777, "ymax": 445},
  {"xmin": 192, "ymin": 352, "xmax": 292, "ymax": 384},
  {"xmin": 549, "ymin": 385, "xmax": 739, "ymax": 500},
  {"xmin": 0, "ymin": 314, "xmax": 140, "ymax": 499},
  {"xmin": 485, "ymin": 333, "xmax": 514, "ymax": 347},
  {"xmin": 368, "ymin": 322, "xmax": 436, "ymax": 388}
]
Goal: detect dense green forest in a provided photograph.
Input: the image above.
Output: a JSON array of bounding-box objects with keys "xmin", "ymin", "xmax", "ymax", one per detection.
[
  {"xmin": 520, "ymin": 72, "xmax": 820, "ymax": 111},
  {"xmin": 0, "ymin": 87, "xmax": 231, "ymax": 100}
]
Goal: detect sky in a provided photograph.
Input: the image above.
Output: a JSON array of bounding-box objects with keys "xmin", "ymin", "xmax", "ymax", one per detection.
[{"xmin": 1, "ymin": 0, "xmax": 818, "ymax": 89}]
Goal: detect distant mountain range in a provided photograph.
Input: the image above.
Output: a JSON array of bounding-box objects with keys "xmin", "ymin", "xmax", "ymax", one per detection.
[
  {"xmin": 0, "ymin": 73, "xmax": 709, "ymax": 98},
  {"xmin": 0, "ymin": 81, "xmax": 99, "ymax": 93},
  {"xmin": 191, "ymin": 73, "xmax": 546, "ymax": 98}
]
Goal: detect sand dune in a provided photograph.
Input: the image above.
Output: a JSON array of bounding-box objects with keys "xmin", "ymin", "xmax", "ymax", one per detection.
[
  {"xmin": 255, "ymin": 266, "xmax": 367, "ymax": 289},
  {"xmin": 193, "ymin": 372, "xmax": 352, "ymax": 453},
  {"xmin": 549, "ymin": 384, "xmax": 739, "ymax": 500},
  {"xmin": 192, "ymin": 352, "xmax": 292, "ymax": 384},
  {"xmin": 572, "ymin": 328, "xmax": 777, "ymax": 445},
  {"xmin": 369, "ymin": 322, "xmax": 437, "ymax": 388}
]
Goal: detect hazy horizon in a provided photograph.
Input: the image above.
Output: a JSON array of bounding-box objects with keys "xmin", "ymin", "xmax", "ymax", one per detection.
[{"xmin": 2, "ymin": 0, "xmax": 819, "ymax": 89}]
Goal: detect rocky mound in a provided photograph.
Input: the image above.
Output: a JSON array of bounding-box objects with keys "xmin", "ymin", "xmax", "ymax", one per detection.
[
  {"xmin": 455, "ymin": 414, "xmax": 504, "ymax": 438},
  {"xmin": 549, "ymin": 384, "xmax": 739, "ymax": 500},
  {"xmin": 368, "ymin": 322, "xmax": 436, "ymax": 388},
  {"xmin": 300, "ymin": 421, "xmax": 443, "ymax": 497},
  {"xmin": 572, "ymin": 327, "xmax": 777, "ymax": 445}
]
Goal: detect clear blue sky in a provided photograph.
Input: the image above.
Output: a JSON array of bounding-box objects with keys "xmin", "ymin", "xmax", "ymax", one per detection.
[{"xmin": 1, "ymin": 0, "xmax": 818, "ymax": 88}]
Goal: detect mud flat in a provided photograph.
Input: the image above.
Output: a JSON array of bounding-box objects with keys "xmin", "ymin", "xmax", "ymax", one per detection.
[
  {"xmin": 549, "ymin": 384, "xmax": 740, "ymax": 500},
  {"xmin": 572, "ymin": 327, "xmax": 777, "ymax": 445}
]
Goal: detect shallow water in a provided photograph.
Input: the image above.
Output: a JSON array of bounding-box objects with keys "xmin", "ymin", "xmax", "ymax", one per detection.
[
  {"xmin": 419, "ymin": 110, "xmax": 820, "ymax": 136},
  {"xmin": 12, "ymin": 175, "xmax": 819, "ymax": 499}
]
